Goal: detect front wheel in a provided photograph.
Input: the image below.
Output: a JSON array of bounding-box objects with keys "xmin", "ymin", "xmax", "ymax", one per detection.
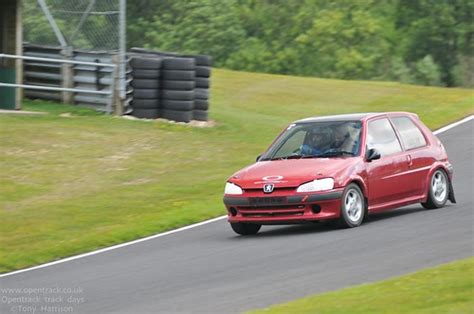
[
  {"xmin": 422, "ymin": 169, "xmax": 449, "ymax": 209},
  {"xmin": 339, "ymin": 183, "xmax": 365, "ymax": 228},
  {"xmin": 230, "ymin": 222, "xmax": 261, "ymax": 235}
]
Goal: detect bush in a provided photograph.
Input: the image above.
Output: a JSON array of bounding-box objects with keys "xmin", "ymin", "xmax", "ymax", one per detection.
[
  {"xmin": 451, "ymin": 55, "xmax": 474, "ymax": 88},
  {"xmin": 390, "ymin": 57, "xmax": 414, "ymax": 84},
  {"xmin": 414, "ymin": 55, "xmax": 442, "ymax": 86}
]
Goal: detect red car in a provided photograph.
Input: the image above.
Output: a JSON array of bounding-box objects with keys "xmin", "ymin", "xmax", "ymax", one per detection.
[{"xmin": 223, "ymin": 112, "xmax": 456, "ymax": 235}]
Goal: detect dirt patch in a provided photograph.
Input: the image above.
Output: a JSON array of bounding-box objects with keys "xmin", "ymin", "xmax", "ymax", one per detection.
[{"xmin": 120, "ymin": 115, "xmax": 216, "ymax": 128}]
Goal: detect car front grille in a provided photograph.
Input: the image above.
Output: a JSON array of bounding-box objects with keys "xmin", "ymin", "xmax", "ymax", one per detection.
[
  {"xmin": 247, "ymin": 197, "xmax": 287, "ymax": 207},
  {"xmin": 238, "ymin": 196, "xmax": 305, "ymax": 217}
]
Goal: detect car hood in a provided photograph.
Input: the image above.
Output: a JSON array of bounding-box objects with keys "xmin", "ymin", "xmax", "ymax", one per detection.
[{"xmin": 229, "ymin": 158, "xmax": 359, "ymax": 189}]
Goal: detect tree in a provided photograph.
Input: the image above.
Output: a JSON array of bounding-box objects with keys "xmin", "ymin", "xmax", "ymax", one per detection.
[
  {"xmin": 128, "ymin": 0, "xmax": 246, "ymax": 65},
  {"xmin": 293, "ymin": 0, "xmax": 391, "ymax": 79},
  {"xmin": 394, "ymin": 0, "xmax": 473, "ymax": 86}
]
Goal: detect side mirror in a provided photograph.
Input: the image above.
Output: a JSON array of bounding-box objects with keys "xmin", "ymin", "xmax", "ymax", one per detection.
[
  {"xmin": 366, "ymin": 148, "xmax": 381, "ymax": 162},
  {"xmin": 256, "ymin": 154, "xmax": 262, "ymax": 162}
]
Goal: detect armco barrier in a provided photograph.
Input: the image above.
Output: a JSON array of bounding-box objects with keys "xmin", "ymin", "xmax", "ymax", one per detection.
[{"xmin": 22, "ymin": 43, "xmax": 132, "ymax": 113}]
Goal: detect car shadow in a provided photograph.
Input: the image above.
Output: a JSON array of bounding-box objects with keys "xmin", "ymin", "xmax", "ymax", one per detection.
[
  {"xmin": 231, "ymin": 205, "xmax": 440, "ymax": 239},
  {"xmin": 257, "ymin": 223, "xmax": 333, "ymax": 237},
  {"xmin": 364, "ymin": 206, "xmax": 425, "ymax": 224}
]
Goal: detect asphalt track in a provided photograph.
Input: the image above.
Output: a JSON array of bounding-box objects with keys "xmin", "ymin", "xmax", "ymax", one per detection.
[{"xmin": 1, "ymin": 119, "xmax": 473, "ymax": 314}]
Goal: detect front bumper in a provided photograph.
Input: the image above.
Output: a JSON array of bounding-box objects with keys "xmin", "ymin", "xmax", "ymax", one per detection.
[{"xmin": 223, "ymin": 189, "xmax": 343, "ymax": 224}]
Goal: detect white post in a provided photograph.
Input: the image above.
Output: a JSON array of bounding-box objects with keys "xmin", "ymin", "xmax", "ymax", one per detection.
[
  {"xmin": 15, "ymin": 0, "xmax": 23, "ymax": 110},
  {"xmin": 118, "ymin": 0, "xmax": 126, "ymax": 114}
]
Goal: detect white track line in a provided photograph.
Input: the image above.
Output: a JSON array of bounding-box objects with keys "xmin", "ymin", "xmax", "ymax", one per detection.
[
  {"xmin": 433, "ymin": 115, "xmax": 473, "ymax": 135},
  {"xmin": 1, "ymin": 114, "xmax": 473, "ymax": 278},
  {"xmin": 0, "ymin": 216, "xmax": 226, "ymax": 278}
]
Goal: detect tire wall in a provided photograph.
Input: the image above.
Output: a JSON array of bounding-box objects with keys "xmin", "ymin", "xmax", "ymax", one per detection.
[
  {"xmin": 129, "ymin": 48, "xmax": 212, "ymax": 122},
  {"xmin": 129, "ymin": 56, "xmax": 161, "ymax": 119}
]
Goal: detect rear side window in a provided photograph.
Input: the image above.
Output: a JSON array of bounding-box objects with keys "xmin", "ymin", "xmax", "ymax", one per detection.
[
  {"xmin": 367, "ymin": 118, "xmax": 402, "ymax": 156},
  {"xmin": 391, "ymin": 116, "xmax": 427, "ymax": 150}
]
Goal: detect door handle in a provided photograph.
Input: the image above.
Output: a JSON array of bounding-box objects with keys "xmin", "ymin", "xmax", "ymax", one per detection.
[{"xmin": 407, "ymin": 155, "xmax": 413, "ymax": 168}]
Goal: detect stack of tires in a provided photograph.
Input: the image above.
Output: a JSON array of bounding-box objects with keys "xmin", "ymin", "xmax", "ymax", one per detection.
[
  {"xmin": 160, "ymin": 58, "xmax": 196, "ymax": 123},
  {"xmin": 192, "ymin": 55, "xmax": 212, "ymax": 121},
  {"xmin": 130, "ymin": 57, "xmax": 161, "ymax": 119}
]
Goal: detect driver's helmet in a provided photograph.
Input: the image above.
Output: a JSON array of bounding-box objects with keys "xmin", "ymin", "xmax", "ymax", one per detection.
[{"xmin": 306, "ymin": 127, "xmax": 331, "ymax": 148}]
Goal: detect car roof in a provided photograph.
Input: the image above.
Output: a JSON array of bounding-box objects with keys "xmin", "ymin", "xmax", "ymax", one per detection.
[{"xmin": 294, "ymin": 112, "xmax": 417, "ymax": 124}]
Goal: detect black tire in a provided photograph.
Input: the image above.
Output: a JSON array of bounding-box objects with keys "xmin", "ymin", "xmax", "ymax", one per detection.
[
  {"xmin": 422, "ymin": 169, "xmax": 449, "ymax": 209},
  {"xmin": 132, "ymin": 108, "xmax": 159, "ymax": 119},
  {"xmin": 131, "ymin": 79, "xmax": 160, "ymax": 89},
  {"xmin": 162, "ymin": 70, "xmax": 195, "ymax": 80},
  {"xmin": 196, "ymin": 77, "xmax": 210, "ymax": 88},
  {"xmin": 130, "ymin": 57, "xmax": 162, "ymax": 69},
  {"xmin": 196, "ymin": 66, "xmax": 211, "ymax": 77},
  {"xmin": 133, "ymin": 89, "xmax": 160, "ymax": 99},
  {"xmin": 193, "ymin": 110, "xmax": 208, "ymax": 121},
  {"xmin": 339, "ymin": 183, "xmax": 365, "ymax": 228},
  {"xmin": 132, "ymin": 98, "xmax": 160, "ymax": 110},
  {"xmin": 161, "ymin": 100, "xmax": 194, "ymax": 111},
  {"xmin": 161, "ymin": 89, "xmax": 194, "ymax": 101},
  {"xmin": 161, "ymin": 80, "xmax": 195, "ymax": 90},
  {"xmin": 230, "ymin": 222, "xmax": 261, "ymax": 235},
  {"xmin": 195, "ymin": 88, "xmax": 209, "ymax": 99},
  {"xmin": 183, "ymin": 54, "xmax": 212, "ymax": 66},
  {"xmin": 161, "ymin": 109, "xmax": 193, "ymax": 123},
  {"xmin": 132, "ymin": 69, "xmax": 161, "ymax": 79},
  {"xmin": 162, "ymin": 58, "xmax": 195, "ymax": 70},
  {"xmin": 131, "ymin": 48, "xmax": 178, "ymax": 58},
  {"xmin": 194, "ymin": 99, "xmax": 209, "ymax": 110}
]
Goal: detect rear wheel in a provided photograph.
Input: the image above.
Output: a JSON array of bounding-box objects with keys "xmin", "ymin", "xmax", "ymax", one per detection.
[
  {"xmin": 230, "ymin": 222, "xmax": 261, "ymax": 235},
  {"xmin": 422, "ymin": 169, "xmax": 448, "ymax": 209},
  {"xmin": 339, "ymin": 183, "xmax": 365, "ymax": 228}
]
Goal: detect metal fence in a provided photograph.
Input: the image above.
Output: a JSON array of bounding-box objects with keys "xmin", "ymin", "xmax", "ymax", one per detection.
[
  {"xmin": 24, "ymin": 0, "xmax": 122, "ymax": 51},
  {"xmin": 20, "ymin": 44, "xmax": 124, "ymax": 112},
  {"xmin": 21, "ymin": 0, "xmax": 127, "ymax": 111}
]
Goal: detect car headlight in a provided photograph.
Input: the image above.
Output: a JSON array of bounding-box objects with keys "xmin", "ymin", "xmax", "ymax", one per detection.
[
  {"xmin": 296, "ymin": 178, "xmax": 334, "ymax": 193},
  {"xmin": 224, "ymin": 182, "xmax": 243, "ymax": 195}
]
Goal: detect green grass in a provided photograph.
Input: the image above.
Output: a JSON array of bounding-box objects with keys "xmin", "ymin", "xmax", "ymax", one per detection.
[
  {"xmin": 248, "ymin": 257, "xmax": 474, "ymax": 314},
  {"xmin": 0, "ymin": 69, "xmax": 473, "ymax": 273}
]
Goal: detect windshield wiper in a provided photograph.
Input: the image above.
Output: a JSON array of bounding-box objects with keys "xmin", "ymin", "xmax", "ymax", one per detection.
[
  {"xmin": 268, "ymin": 151, "xmax": 354, "ymax": 160},
  {"xmin": 318, "ymin": 151, "xmax": 354, "ymax": 157},
  {"xmin": 269, "ymin": 153, "xmax": 303, "ymax": 160},
  {"xmin": 301, "ymin": 154, "xmax": 324, "ymax": 159},
  {"xmin": 285, "ymin": 154, "xmax": 304, "ymax": 159}
]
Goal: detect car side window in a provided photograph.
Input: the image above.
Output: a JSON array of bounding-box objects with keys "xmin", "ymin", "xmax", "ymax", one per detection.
[
  {"xmin": 391, "ymin": 116, "xmax": 427, "ymax": 150},
  {"xmin": 367, "ymin": 118, "xmax": 402, "ymax": 156}
]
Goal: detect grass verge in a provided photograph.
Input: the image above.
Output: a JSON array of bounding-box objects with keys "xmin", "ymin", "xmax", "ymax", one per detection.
[
  {"xmin": 1, "ymin": 69, "xmax": 473, "ymax": 272},
  {"xmin": 248, "ymin": 257, "xmax": 474, "ymax": 314}
]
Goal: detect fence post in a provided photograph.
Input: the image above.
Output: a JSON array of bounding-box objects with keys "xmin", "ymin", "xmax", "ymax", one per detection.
[
  {"xmin": 15, "ymin": 0, "xmax": 23, "ymax": 110},
  {"xmin": 61, "ymin": 46, "xmax": 74, "ymax": 104},
  {"xmin": 112, "ymin": 55, "xmax": 123, "ymax": 115}
]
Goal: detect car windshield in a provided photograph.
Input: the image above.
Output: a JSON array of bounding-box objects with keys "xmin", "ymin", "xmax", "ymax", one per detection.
[{"xmin": 260, "ymin": 121, "xmax": 362, "ymax": 161}]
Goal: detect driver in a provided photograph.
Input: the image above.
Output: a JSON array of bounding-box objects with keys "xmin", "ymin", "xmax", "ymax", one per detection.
[{"xmin": 300, "ymin": 129, "xmax": 329, "ymax": 155}]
